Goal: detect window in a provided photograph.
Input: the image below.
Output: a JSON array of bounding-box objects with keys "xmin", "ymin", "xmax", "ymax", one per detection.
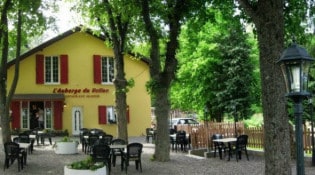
[
  {"xmin": 45, "ymin": 108, "xmax": 52, "ymax": 129},
  {"xmin": 106, "ymin": 106, "xmax": 117, "ymax": 124},
  {"xmin": 45, "ymin": 56, "xmax": 59, "ymax": 83},
  {"xmin": 36, "ymin": 54, "xmax": 68, "ymax": 84},
  {"xmin": 21, "ymin": 101, "xmax": 29, "ymax": 129},
  {"xmin": 21, "ymin": 108, "xmax": 28, "ymax": 129},
  {"xmin": 98, "ymin": 105, "xmax": 130, "ymax": 124},
  {"xmin": 101, "ymin": 56, "xmax": 114, "ymax": 84},
  {"xmin": 93, "ymin": 55, "xmax": 114, "ymax": 84}
]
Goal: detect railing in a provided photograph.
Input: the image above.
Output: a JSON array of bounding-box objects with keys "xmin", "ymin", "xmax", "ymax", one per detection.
[
  {"xmin": 304, "ymin": 128, "xmax": 315, "ymax": 154},
  {"xmin": 177, "ymin": 122, "xmax": 314, "ymax": 153},
  {"xmin": 177, "ymin": 122, "xmax": 245, "ymax": 149}
]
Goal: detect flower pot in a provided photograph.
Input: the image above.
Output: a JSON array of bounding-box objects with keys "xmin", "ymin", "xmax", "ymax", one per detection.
[
  {"xmin": 55, "ymin": 142, "xmax": 78, "ymax": 154},
  {"xmin": 64, "ymin": 165, "xmax": 107, "ymax": 175}
]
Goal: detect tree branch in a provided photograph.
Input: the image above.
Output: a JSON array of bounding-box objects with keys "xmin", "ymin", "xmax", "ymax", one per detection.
[
  {"xmin": 237, "ymin": 0, "xmax": 258, "ymax": 22},
  {"xmin": 7, "ymin": 9, "xmax": 21, "ymax": 111},
  {"xmin": 103, "ymin": 0, "xmax": 120, "ymax": 51},
  {"xmin": 140, "ymin": 0, "xmax": 161, "ymax": 76}
]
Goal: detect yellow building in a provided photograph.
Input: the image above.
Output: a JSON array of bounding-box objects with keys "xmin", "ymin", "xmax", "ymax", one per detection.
[{"xmin": 7, "ymin": 27, "xmax": 151, "ymax": 137}]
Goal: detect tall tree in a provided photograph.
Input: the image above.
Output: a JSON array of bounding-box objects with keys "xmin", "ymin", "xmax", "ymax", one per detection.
[
  {"xmin": 0, "ymin": 0, "xmax": 50, "ymax": 143},
  {"xmin": 171, "ymin": 9, "xmax": 259, "ymax": 122},
  {"xmin": 139, "ymin": 0, "xmax": 209, "ymax": 161},
  {"xmin": 76, "ymin": 0, "xmax": 138, "ymax": 142},
  {"xmin": 236, "ymin": 0, "xmax": 310, "ymax": 174}
]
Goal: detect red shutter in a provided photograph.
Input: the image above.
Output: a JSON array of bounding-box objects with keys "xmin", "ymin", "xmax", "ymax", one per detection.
[
  {"xmin": 127, "ymin": 106, "xmax": 130, "ymax": 123},
  {"xmin": 36, "ymin": 54, "xmax": 44, "ymax": 84},
  {"xmin": 11, "ymin": 101, "xmax": 20, "ymax": 129},
  {"xmin": 53, "ymin": 101, "xmax": 63, "ymax": 130},
  {"xmin": 94, "ymin": 55, "xmax": 102, "ymax": 84},
  {"xmin": 60, "ymin": 55, "xmax": 68, "ymax": 84},
  {"xmin": 98, "ymin": 106, "xmax": 107, "ymax": 124}
]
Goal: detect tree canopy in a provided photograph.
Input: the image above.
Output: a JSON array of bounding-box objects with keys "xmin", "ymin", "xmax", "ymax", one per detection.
[
  {"xmin": 0, "ymin": 0, "xmax": 53, "ymax": 143},
  {"xmin": 171, "ymin": 8, "xmax": 260, "ymax": 122}
]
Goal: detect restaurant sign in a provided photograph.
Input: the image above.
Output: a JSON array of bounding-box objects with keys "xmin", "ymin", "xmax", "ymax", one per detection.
[{"xmin": 53, "ymin": 88, "xmax": 109, "ymax": 98}]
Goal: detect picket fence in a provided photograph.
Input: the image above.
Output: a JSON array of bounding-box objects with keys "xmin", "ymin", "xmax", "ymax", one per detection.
[{"xmin": 176, "ymin": 122, "xmax": 314, "ymax": 153}]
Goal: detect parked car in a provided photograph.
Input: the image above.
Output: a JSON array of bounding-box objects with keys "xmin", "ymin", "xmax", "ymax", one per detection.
[{"xmin": 170, "ymin": 118, "xmax": 199, "ymax": 131}]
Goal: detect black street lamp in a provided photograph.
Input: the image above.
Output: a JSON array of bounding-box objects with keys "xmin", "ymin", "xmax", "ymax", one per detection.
[{"xmin": 278, "ymin": 42, "xmax": 314, "ymax": 175}]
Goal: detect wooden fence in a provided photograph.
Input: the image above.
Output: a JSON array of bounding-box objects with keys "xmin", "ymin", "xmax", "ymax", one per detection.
[{"xmin": 177, "ymin": 122, "xmax": 314, "ymax": 153}]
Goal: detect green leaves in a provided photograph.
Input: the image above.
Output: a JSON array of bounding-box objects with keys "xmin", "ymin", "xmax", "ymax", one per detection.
[
  {"xmin": 69, "ymin": 156, "xmax": 104, "ymax": 170},
  {"xmin": 171, "ymin": 8, "xmax": 259, "ymax": 121}
]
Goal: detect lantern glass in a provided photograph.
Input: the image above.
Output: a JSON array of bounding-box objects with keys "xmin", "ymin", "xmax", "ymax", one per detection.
[{"xmin": 280, "ymin": 60, "xmax": 311, "ymax": 94}]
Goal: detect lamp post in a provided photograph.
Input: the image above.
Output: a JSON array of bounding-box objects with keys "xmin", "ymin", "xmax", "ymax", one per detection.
[{"xmin": 278, "ymin": 42, "xmax": 314, "ymax": 175}]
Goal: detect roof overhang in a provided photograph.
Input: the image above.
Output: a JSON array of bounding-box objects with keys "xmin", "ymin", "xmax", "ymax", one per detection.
[
  {"xmin": 7, "ymin": 26, "xmax": 151, "ymax": 68},
  {"xmin": 12, "ymin": 94, "xmax": 65, "ymax": 101}
]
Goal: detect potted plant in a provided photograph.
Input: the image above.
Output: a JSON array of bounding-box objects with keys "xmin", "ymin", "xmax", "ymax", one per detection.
[
  {"xmin": 53, "ymin": 136, "xmax": 79, "ymax": 154},
  {"xmin": 64, "ymin": 156, "xmax": 107, "ymax": 175}
]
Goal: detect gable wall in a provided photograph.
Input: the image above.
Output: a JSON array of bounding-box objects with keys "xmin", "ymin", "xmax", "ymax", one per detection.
[{"xmin": 7, "ymin": 31, "xmax": 151, "ymax": 136}]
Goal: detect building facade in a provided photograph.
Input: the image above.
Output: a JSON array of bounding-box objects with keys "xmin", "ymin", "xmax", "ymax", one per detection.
[{"xmin": 7, "ymin": 27, "xmax": 151, "ymax": 137}]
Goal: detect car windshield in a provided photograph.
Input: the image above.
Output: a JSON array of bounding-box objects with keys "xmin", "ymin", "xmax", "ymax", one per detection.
[
  {"xmin": 171, "ymin": 118, "xmax": 198, "ymax": 125},
  {"xmin": 186, "ymin": 119, "xmax": 198, "ymax": 124},
  {"xmin": 170, "ymin": 119, "xmax": 177, "ymax": 125}
]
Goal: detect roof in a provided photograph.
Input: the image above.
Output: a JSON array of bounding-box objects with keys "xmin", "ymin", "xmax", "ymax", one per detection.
[{"xmin": 7, "ymin": 26, "xmax": 150, "ymax": 67}]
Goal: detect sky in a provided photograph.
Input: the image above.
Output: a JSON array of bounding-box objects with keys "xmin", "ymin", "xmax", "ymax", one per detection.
[{"xmin": 43, "ymin": 0, "xmax": 83, "ymax": 41}]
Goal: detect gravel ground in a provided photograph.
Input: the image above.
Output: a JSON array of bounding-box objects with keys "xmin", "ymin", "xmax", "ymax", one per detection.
[{"xmin": 0, "ymin": 136, "xmax": 315, "ymax": 175}]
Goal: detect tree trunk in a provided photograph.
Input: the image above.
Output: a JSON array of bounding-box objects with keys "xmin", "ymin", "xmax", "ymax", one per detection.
[
  {"xmin": 154, "ymin": 87, "xmax": 171, "ymax": 161},
  {"xmin": 259, "ymin": 28, "xmax": 291, "ymax": 175},
  {"xmin": 113, "ymin": 40, "xmax": 128, "ymax": 142},
  {"xmin": 112, "ymin": 39, "xmax": 128, "ymax": 142},
  {"xmin": 102, "ymin": 0, "xmax": 129, "ymax": 142},
  {"xmin": 238, "ymin": 0, "xmax": 291, "ymax": 174},
  {"xmin": 140, "ymin": 0, "xmax": 182, "ymax": 162},
  {"xmin": 114, "ymin": 73, "xmax": 128, "ymax": 142},
  {"xmin": 0, "ymin": 0, "xmax": 12, "ymax": 144}
]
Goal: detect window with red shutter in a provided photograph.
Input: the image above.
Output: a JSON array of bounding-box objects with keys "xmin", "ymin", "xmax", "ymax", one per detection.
[
  {"xmin": 36, "ymin": 54, "xmax": 68, "ymax": 84},
  {"xmin": 98, "ymin": 106, "xmax": 107, "ymax": 124},
  {"xmin": 36, "ymin": 54, "xmax": 44, "ymax": 84},
  {"xmin": 11, "ymin": 101, "xmax": 21, "ymax": 129},
  {"xmin": 98, "ymin": 106, "xmax": 129, "ymax": 124},
  {"xmin": 94, "ymin": 55, "xmax": 102, "ymax": 84},
  {"xmin": 60, "ymin": 55, "xmax": 68, "ymax": 84},
  {"xmin": 94, "ymin": 55, "xmax": 114, "ymax": 84}
]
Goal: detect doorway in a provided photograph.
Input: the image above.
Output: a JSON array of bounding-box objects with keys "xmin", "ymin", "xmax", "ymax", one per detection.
[
  {"xmin": 72, "ymin": 106, "xmax": 83, "ymax": 135},
  {"xmin": 29, "ymin": 101, "xmax": 43, "ymax": 130}
]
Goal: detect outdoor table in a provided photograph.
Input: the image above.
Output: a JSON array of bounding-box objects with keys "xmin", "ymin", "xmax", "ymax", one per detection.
[
  {"xmin": 35, "ymin": 131, "xmax": 52, "ymax": 145},
  {"xmin": 169, "ymin": 133, "xmax": 190, "ymax": 140},
  {"xmin": 19, "ymin": 142, "xmax": 31, "ymax": 153},
  {"xmin": 19, "ymin": 142, "xmax": 31, "ymax": 149},
  {"xmin": 109, "ymin": 144, "xmax": 126, "ymax": 149},
  {"xmin": 212, "ymin": 138, "xmax": 237, "ymax": 161},
  {"xmin": 29, "ymin": 134, "xmax": 36, "ymax": 139},
  {"xmin": 83, "ymin": 135, "xmax": 103, "ymax": 139}
]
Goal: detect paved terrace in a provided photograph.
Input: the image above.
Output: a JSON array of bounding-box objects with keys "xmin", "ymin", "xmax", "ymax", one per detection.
[{"xmin": 0, "ymin": 133, "xmax": 315, "ymax": 174}]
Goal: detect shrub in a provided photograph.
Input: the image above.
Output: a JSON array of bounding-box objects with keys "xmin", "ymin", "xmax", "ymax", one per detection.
[{"xmin": 68, "ymin": 156, "xmax": 104, "ymax": 171}]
